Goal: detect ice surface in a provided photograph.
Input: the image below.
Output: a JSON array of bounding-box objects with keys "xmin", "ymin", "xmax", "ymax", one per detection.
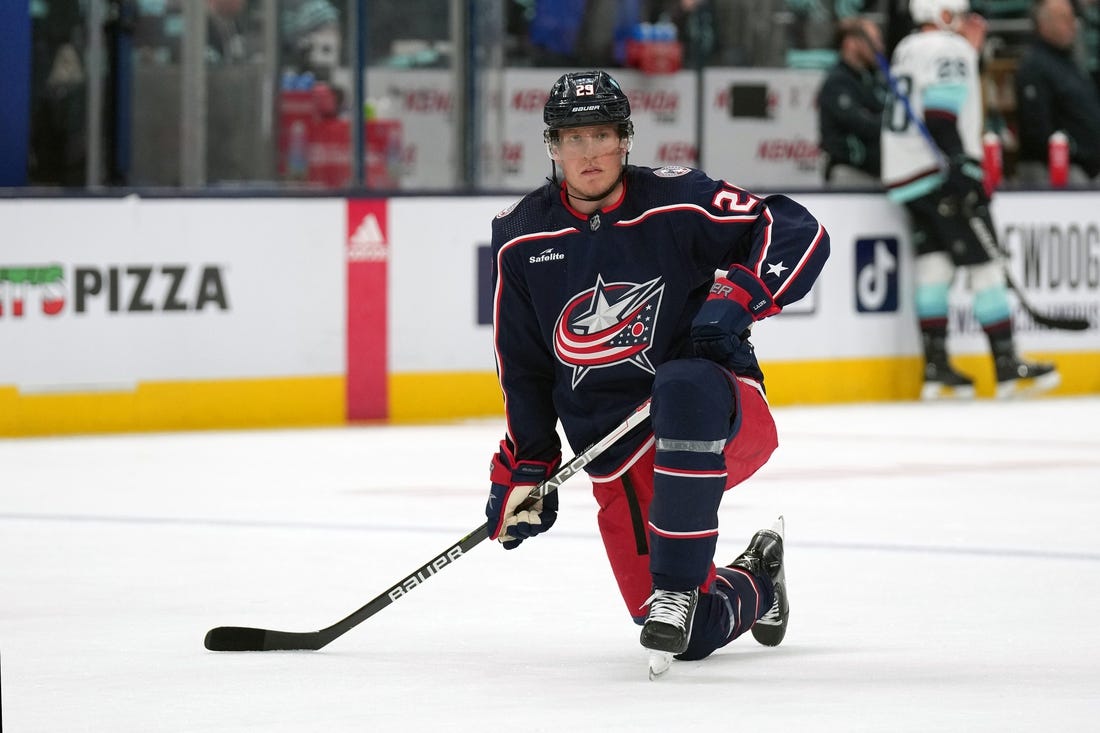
[{"xmin": 2, "ymin": 397, "xmax": 1099, "ymax": 731}]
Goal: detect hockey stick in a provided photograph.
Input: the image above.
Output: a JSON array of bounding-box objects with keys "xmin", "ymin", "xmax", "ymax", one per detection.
[
  {"xmin": 204, "ymin": 400, "xmax": 652, "ymax": 652},
  {"xmin": 965, "ymin": 212, "xmax": 1091, "ymax": 330},
  {"xmin": 865, "ymin": 30, "xmax": 1091, "ymax": 331},
  {"xmin": 867, "ymin": 43, "xmax": 948, "ymax": 172}
]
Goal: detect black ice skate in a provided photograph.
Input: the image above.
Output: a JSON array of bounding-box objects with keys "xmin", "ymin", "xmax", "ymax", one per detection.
[
  {"xmin": 640, "ymin": 588, "xmax": 698, "ymax": 654},
  {"xmin": 919, "ymin": 329, "xmax": 975, "ymax": 401},
  {"xmin": 920, "ymin": 360, "xmax": 976, "ymax": 401},
  {"xmin": 994, "ymin": 356, "xmax": 1060, "ymax": 399},
  {"xmin": 729, "ymin": 516, "xmax": 788, "ymax": 647},
  {"xmin": 641, "ymin": 588, "xmax": 698, "ymax": 679}
]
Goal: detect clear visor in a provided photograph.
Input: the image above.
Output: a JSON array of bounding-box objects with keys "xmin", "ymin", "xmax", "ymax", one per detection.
[{"xmin": 545, "ymin": 127, "xmax": 632, "ymax": 160}]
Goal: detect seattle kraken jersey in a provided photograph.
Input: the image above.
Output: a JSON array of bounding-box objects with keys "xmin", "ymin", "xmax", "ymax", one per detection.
[
  {"xmin": 881, "ymin": 30, "xmax": 984, "ymax": 200},
  {"xmin": 490, "ymin": 165, "xmax": 830, "ymax": 475}
]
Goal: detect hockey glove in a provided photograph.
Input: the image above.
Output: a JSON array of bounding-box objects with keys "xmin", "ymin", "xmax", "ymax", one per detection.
[
  {"xmin": 942, "ymin": 155, "xmax": 988, "ymax": 205},
  {"xmin": 691, "ymin": 265, "xmax": 780, "ymax": 365},
  {"xmin": 485, "ymin": 440, "xmax": 562, "ymax": 550}
]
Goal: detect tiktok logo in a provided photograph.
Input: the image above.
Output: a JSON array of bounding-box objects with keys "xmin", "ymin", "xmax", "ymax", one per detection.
[{"xmin": 854, "ymin": 237, "xmax": 899, "ymax": 313}]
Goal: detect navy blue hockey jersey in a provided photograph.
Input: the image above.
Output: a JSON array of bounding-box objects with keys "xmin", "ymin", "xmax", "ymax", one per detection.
[{"xmin": 491, "ymin": 165, "xmax": 829, "ymax": 476}]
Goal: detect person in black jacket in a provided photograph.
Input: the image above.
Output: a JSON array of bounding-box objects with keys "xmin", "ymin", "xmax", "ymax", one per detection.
[
  {"xmin": 817, "ymin": 16, "xmax": 888, "ymax": 186},
  {"xmin": 1014, "ymin": 0, "xmax": 1100, "ymax": 184}
]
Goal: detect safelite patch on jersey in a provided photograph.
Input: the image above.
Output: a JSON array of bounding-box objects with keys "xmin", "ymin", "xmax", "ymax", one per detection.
[{"xmin": 654, "ymin": 166, "xmax": 691, "ymax": 177}]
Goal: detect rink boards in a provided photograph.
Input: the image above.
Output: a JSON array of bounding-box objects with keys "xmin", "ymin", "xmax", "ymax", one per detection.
[{"xmin": 2, "ymin": 191, "xmax": 1098, "ymax": 436}]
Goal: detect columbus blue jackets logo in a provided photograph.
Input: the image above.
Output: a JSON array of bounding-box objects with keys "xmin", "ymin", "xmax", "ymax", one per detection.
[{"xmin": 553, "ymin": 275, "xmax": 665, "ymax": 388}]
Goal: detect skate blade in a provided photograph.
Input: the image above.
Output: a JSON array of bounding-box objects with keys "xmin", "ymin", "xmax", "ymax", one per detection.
[
  {"xmin": 771, "ymin": 515, "xmax": 785, "ymax": 539},
  {"xmin": 648, "ymin": 651, "xmax": 673, "ymax": 680},
  {"xmin": 921, "ymin": 383, "xmax": 976, "ymax": 401},
  {"xmin": 995, "ymin": 371, "xmax": 1060, "ymax": 399}
]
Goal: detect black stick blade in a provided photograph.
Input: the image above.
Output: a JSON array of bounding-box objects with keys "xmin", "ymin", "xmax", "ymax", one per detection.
[
  {"xmin": 205, "ymin": 626, "xmax": 270, "ymax": 651},
  {"xmin": 1031, "ymin": 313, "xmax": 1091, "ymax": 331},
  {"xmin": 205, "ymin": 626, "xmax": 331, "ymax": 651}
]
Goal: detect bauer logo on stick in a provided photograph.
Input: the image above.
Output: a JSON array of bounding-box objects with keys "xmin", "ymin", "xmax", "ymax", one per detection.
[{"xmin": 387, "ymin": 546, "xmax": 466, "ymax": 601}]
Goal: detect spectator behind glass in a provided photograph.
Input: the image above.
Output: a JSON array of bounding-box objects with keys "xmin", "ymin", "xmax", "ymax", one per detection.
[
  {"xmin": 30, "ymin": 42, "xmax": 86, "ymax": 186},
  {"xmin": 817, "ymin": 17, "xmax": 887, "ymax": 186},
  {"xmin": 28, "ymin": 0, "xmax": 87, "ymax": 186},
  {"xmin": 132, "ymin": 0, "xmax": 252, "ymax": 65},
  {"xmin": 650, "ymin": 0, "xmax": 785, "ymax": 67},
  {"xmin": 282, "ymin": 0, "xmax": 340, "ymax": 77},
  {"xmin": 365, "ymin": 1, "xmax": 450, "ymax": 66},
  {"xmin": 786, "ymin": 0, "xmax": 870, "ymax": 60},
  {"xmin": 526, "ymin": 0, "xmax": 588, "ymax": 65},
  {"xmin": 206, "ymin": 0, "xmax": 249, "ymax": 64},
  {"xmin": 1014, "ymin": 0, "xmax": 1100, "ymax": 184},
  {"xmin": 526, "ymin": 0, "xmax": 643, "ymax": 67}
]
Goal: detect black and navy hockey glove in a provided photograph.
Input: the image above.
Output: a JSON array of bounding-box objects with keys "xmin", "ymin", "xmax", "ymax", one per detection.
[
  {"xmin": 942, "ymin": 155, "xmax": 988, "ymax": 205},
  {"xmin": 486, "ymin": 439, "xmax": 562, "ymax": 550},
  {"xmin": 691, "ymin": 265, "xmax": 780, "ymax": 365}
]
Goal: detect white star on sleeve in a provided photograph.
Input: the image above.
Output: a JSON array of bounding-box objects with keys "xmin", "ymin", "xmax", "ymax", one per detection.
[{"xmin": 766, "ymin": 261, "xmax": 789, "ymax": 277}]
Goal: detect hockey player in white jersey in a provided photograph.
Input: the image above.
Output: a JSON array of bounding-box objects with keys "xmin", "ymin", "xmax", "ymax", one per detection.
[{"xmin": 881, "ymin": 0, "xmax": 1059, "ymax": 399}]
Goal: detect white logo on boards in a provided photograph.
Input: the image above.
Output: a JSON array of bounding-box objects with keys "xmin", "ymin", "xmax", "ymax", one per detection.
[
  {"xmin": 348, "ymin": 214, "xmax": 388, "ymax": 262},
  {"xmin": 856, "ymin": 239, "xmax": 898, "ymax": 312}
]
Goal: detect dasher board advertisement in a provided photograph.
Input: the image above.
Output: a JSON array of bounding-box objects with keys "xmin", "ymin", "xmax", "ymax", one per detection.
[{"xmin": 0, "ymin": 198, "xmax": 345, "ymax": 392}]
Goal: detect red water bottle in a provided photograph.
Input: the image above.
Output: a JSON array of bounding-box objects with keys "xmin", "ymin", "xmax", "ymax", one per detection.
[
  {"xmin": 982, "ymin": 132, "xmax": 1002, "ymax": 197},
  {"xmin": 1048, "ymin": 131, "xmax": 1069, "ymax": 187}
]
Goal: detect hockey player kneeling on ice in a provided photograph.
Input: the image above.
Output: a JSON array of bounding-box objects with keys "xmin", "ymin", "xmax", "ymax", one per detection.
[{"xmin": 483, "ymin": 70, "xmax": 828, "ymax": 677}]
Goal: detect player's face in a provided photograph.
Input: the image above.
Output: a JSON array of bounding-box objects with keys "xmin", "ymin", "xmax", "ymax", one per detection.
[{"xmin": 550, "ymin": 124, "xmax": 627, "ymax": 199}]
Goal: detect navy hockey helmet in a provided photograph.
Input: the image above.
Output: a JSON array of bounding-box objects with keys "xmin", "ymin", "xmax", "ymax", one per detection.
[{"xmin": 543, "ymin": 70, "xmax": 634, "ymax": 139}]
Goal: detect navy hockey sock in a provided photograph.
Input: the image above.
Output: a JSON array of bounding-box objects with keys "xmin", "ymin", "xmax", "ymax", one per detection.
[
  {"xmin": 672, "ymin": 565, "xmax": 774, "ymax": 661},
  {"xmin": 716, "ymin": 564, "xmax": 774, "ymax": 639},
  {"xmin": 648, "ymin": 359, "xmax": 736, "ymax": 591}
]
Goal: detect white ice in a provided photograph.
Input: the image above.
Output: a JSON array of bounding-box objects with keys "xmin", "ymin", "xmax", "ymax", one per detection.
[{"xmin": 3, "ymin": 397, "xmax": 1100, "ymax": 732}]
